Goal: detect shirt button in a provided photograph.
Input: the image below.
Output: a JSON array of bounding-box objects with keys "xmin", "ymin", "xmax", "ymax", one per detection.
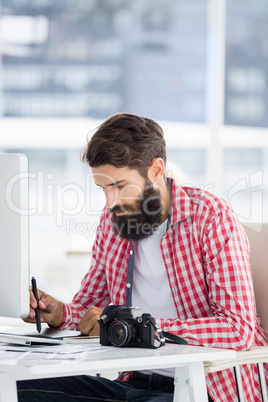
[
  {"xmin": 130, "ymin": 250, "xmax": 133, "ymax": 255},
  {"xmin": 127, "ymin": 283, "xmax": 131, "ymax": 288}
]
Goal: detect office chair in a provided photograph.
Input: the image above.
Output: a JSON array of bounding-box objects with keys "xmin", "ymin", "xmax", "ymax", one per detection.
[{"xmin": 203, "ymin": 222, "xmax": 268, "ymax": 402}]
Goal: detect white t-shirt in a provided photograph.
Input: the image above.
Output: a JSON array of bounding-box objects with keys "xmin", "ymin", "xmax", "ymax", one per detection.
[{"xmin": 132, "ymin": 219, "xmax": 177, "ymax": 378}]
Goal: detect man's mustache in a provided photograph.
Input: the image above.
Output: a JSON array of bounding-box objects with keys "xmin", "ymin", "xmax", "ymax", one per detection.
[{"xmin": 108, "ymin": 204, "xmax": 139, "ymax": 215}]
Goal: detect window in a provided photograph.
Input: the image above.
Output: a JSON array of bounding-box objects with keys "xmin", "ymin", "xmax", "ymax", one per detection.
[{"xmin": 1, "ymin": 0, "xmax": 268, "ymax": 299}]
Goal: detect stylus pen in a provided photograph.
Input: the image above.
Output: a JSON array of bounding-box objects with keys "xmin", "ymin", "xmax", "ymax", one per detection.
[{"xmin": 31, "ymin": 276, "xmax": 41, "ymax": 333}]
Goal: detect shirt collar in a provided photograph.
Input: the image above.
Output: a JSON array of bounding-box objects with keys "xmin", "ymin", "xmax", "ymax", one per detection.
[{"xmin": 167, "ymin": 178, "xmax": 194, "ymax": 227}]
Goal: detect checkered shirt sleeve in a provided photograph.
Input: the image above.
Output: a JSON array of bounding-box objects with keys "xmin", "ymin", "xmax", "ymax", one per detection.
[{"xmin": 61, "ymin": 211, "xmax": 111, "ymax": 329}]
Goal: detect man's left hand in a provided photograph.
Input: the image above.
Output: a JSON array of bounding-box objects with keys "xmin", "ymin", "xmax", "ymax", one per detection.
[{"xmin": 78, "ymin": 306, "xmax": 103, "ymax": 336}]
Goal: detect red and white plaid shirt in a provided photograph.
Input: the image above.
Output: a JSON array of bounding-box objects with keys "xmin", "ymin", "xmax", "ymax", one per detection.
[{"xmin": 62, "ymin": 179, "xmax": 267, "ymax": 401}]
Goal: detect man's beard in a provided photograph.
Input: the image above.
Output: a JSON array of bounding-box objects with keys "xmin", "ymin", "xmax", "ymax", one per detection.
[{"xmin": 110, "ymin": 180, "xmax": 163, "ymax": 242}]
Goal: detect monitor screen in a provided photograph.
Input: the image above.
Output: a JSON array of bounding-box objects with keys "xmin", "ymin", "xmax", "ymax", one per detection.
[{"xmin": 0, "ymin": 153, "xmax": 30, "ymax": 318}]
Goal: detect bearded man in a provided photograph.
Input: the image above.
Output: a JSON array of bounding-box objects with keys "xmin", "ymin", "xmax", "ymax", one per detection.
[{"xmin": 18, "ymin": 113, "xmax": 267, "ymax": 402}]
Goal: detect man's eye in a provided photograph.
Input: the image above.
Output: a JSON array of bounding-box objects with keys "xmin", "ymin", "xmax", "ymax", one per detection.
[{"xmin": 115, "ymin": 184, "xmax": 124, "ymax": 189}]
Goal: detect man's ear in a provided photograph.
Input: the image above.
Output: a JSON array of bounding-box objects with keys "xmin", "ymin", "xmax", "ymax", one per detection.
[{"xmin": 147, "ymin": 158, "xmax": 165, "ymax": 183}]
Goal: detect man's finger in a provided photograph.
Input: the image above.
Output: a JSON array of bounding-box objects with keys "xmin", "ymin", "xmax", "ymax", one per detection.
[
  {"xmin": 89, "ymin": 323, "xmax": 100, "ymax": 337},
  {"xmin": 39, "ymin": 301, "xmax": 46, "ymax": 309}
]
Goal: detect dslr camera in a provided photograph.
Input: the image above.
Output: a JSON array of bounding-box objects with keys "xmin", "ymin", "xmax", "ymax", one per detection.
[{"xmin": 98, "ymin": 305, "xmax": 162, "ymax": 348}]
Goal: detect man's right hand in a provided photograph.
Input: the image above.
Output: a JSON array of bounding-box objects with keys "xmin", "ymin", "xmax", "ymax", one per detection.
[{"xmin": 23, "ymin": 289, "xmax": 64, "ymax": 328}]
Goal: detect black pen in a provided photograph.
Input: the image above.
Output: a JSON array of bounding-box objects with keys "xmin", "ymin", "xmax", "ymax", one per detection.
[{"xmin": 31, "ymin": 276, "xmax": 41, "ymax": 333}]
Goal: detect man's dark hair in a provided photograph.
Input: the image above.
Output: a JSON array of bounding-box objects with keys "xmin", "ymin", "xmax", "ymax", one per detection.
[{"xmin": 82, "ymin": 113, "xmax": 167, "ymax": 177}]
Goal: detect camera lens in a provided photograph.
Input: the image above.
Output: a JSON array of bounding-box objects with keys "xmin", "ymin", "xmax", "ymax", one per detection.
[{"xmin": 108, "ymin": 320, "xmax": 136, "ymax": 347}]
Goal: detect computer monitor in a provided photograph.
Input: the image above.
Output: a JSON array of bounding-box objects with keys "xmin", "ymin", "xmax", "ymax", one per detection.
[{"xmin": 0, "ymin": 153, "xmax": 30, "ymax": 318}]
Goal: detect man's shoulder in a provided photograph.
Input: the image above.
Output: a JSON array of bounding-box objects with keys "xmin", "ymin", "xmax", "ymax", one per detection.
[{"xmin": 179, "ymin": 185, "xmax": 231, "ymax": 217}]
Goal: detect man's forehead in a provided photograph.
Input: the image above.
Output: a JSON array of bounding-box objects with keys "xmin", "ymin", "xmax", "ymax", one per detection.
[{"xmin": 91, "ymin": 165, "xmax": 140, "ymax": 186}]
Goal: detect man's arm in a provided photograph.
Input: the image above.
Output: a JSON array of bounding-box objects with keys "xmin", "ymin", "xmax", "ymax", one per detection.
[
  {"xmin": 60, "ymin": 258, "xmax": 110, "ymax": 330},
  {"xmin": 156, "ymin": 210, "xmax": 256, "ymax": 350},
  {"xmin": 59, "ymin": 212, "xmax": 111, "ymax": 330}
]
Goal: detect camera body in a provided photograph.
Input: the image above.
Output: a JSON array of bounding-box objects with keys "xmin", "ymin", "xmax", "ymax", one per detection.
[{"xmin": 98, "ymin": 305, "xmax": 155, "ymax": 348}]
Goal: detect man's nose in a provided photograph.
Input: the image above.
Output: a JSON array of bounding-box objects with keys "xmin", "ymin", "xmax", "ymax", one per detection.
[{"xmin": 105, "ymin": 188, "xmax": 119, "ymax": 209}]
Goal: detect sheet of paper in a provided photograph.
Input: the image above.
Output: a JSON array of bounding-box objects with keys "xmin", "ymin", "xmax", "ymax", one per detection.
[{"xmin": 0, "ymin": 337, "xmax": 121, "ymax": 372}]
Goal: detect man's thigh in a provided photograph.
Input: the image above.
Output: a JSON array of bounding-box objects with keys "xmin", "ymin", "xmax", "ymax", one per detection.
[
  {"xmin": 17, "ymin": 374, "xmax": 174, "ymax": 402},
  {"xmin": 17, "ymin": 375, "xmax": 133, "ymax": 401}
]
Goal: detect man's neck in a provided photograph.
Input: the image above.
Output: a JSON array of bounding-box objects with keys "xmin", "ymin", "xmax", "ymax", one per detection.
[{"xmin": 160, "ymin": 180, "xmax": 170, "ymax": 224}]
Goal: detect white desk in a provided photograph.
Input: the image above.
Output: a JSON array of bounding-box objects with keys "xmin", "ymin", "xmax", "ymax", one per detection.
[{"xmin": 0, "ymin": 343, "xmax": 235, "ymax": 402}]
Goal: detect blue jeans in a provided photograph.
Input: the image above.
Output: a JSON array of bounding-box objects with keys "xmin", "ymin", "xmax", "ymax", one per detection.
[{"xmin": 17, "ymin": 371, "xmax": 175, "ymax": 402}]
